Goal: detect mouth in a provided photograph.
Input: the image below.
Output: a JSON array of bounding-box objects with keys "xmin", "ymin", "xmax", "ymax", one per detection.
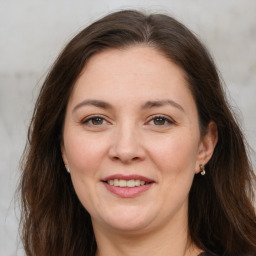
[
  {"xmin": 101, "ymin": 175, "xmax": 155, "ymax": 198},
  {"xmin": 103, "ymin": 179, "xmax": 152, "ymax": 188}
]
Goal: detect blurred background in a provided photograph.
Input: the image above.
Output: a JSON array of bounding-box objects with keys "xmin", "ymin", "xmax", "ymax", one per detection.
[{"xmin": 0, "ymin": 0, "xmax": 255, "ymax": 255}]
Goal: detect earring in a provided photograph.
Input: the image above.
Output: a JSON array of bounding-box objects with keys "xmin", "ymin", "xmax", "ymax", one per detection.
[
  {"xmin": 65, "ymin": 164, "xmax": 70, "ymax": 173},
  {"xmin": 200, "ymin": 164, "xmax": 206, "ymax": 175}
]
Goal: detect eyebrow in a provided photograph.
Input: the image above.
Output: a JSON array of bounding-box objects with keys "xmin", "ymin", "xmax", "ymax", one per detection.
[
  {"xmin": 72, "ymin": 99, "xmax": 113, "ymax": 113},
  {"xmin": 141, "ymin": 100, "xmax": 184, "ymax": 112},
  {"xmin": 72, "ymin": 99, "xmax": 184, "ymax": 113}
]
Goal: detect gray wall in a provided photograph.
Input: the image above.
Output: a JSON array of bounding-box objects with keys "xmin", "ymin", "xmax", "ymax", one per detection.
[{"xmin": 1, "ymin": 0, "xmax": 255, "ymax": 255}]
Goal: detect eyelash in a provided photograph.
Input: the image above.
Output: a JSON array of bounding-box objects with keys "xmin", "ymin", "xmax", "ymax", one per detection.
[
  {"xmin": 81, "ymin": 115, "xmax": 108, "ymax": 126},
  {"xmin": 81, "ymin": 114, "xmax": 174, "ymax": 127},
  {"xmin": 147, "ymin": 115, "xmax": 174, "ymax": 126}
]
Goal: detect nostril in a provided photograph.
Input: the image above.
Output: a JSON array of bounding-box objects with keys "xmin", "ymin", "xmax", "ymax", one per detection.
[
  {"xmin": 108, "ymin": 143, "xmax": 146, "ymax": 163},
  {"xmin": 111, "ymin": 155, "xmax": 141, "ymax": 163}
]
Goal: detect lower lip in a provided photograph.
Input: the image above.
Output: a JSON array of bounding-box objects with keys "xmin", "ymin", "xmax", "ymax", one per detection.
[{"xmin": 103, "ymin": 182, "xmax": 153, "ymax": 198}]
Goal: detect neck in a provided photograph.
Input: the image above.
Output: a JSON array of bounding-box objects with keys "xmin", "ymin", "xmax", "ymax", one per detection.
[{"xmin": 93, "ymin": 210, "xmax": 201, "ymax": 256}]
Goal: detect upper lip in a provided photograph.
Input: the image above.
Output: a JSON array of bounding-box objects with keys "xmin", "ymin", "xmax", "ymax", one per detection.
[{"xmin": 102, "ymin": 174, "xmax": 155, "ymax": 183}]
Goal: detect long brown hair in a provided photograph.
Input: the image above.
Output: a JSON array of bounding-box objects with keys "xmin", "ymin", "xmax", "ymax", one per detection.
[{"xmin": 19, "ymin": 10, "xmax": 256, "ymax": 256}]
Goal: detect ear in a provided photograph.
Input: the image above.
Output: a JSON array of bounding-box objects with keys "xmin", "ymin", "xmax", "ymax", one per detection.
[
  {"xmin": 60, "ymin": 140, "xmax": 68, "ymax": 166},
  {"xmin": 195, "ymin": 121, "xmax": 218, "ymax": 173}
]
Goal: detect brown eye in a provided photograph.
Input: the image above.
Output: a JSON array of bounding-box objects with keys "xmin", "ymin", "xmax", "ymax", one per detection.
[
  {"xmin": 91, "ymin": 117, "xmax": 104, "ymax": 125},
  {"xmin": 153, "ymin": 117, "xmax": 167, "ymax": 125},
  {"xmin": 149, "ymin": 116, "xmax": 173, "ymax": 126},
  {"xmin": 82, "ymin": 115, "xmax": 107, "ymax": 126}
]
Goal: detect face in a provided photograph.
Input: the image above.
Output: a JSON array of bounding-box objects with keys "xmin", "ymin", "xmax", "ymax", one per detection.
[{"xmin": 62, "ymin": 46, "xmax": 216, "ymax": 235}]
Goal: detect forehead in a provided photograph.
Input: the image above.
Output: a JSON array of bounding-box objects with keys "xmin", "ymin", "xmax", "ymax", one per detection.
[
  {"xmin": 69, "ymin": 46, "xmax": 195, "ymax": 111},
  {"xmin": 79, "ymin": 45, "xmax": 187, "ymax": 85}
]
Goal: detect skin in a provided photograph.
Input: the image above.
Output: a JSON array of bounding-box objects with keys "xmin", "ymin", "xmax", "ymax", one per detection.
[{"xmin": 61, "ymin": 46, "xmax": 218, "ymax": 256}]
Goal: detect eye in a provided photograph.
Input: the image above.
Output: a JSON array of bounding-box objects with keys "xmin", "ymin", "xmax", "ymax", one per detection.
[
  {"xmin": 148, "ymin": 115, "xmax": 174, "ymax": 126},
  {"xmin": 81, "ymin": 115, "xmax": 108, "ymax": 126}
]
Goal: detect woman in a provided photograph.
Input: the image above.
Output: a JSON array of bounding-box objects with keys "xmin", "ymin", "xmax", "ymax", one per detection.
[{"xmin": 19, "ymin": 10, "xmax": 256, "ymax": 256}]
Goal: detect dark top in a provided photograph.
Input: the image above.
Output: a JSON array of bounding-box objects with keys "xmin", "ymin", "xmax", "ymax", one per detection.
[{"xmin": 199, "ymin": 253, "xmax": 219, "ymax": 256}]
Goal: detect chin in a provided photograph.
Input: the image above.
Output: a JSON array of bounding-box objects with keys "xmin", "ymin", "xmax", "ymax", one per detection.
[
  {"xmin": 96, "ymin": 207, "xmax": 156, "ymax": 233},
  {"xmin": 106, "ymin": 218, "xmax": 152, "ymax": 233}
]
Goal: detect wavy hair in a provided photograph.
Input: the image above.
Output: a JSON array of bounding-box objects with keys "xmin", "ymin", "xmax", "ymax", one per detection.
[{"xmin": 19, "ymin": 10, "xmax": 256, "ymax": 256}]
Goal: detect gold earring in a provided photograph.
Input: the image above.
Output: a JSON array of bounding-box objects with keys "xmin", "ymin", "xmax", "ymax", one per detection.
[{"xmin": 200, "ymin": 164, "xmax": 206, "ymax": 176}]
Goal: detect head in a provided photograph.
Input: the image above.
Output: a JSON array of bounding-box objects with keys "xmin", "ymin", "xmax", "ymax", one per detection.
[{"xmin": 20, "ymin": 10, "xmax": 256, "ymax": 256}]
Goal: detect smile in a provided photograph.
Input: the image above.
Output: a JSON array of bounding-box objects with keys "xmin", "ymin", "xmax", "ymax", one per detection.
[
  {"xmin": 102, "ymin": 175, "xmax": 155, "ymax": 198},
  {"xmin": 107, "ymin": 179, "xmax": 149, "ymax": 187}
]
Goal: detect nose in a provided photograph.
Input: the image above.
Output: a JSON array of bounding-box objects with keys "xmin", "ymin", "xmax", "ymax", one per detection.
[{"xmin": 108, "ymin": 123, "xmax": 146, "ymax": 164}]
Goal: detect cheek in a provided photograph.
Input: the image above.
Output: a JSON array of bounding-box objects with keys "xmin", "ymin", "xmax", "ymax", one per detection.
[
  {"xmin": 63, "ymin": 131, "xmax": 108, "ymax": 175},
  {"xmin": 147, "ymin": 131, "xmax": 199, "ymax": 176},
  {"xmin": 63, "ymin": 133, "xmax": 108, "ymax": 210}
]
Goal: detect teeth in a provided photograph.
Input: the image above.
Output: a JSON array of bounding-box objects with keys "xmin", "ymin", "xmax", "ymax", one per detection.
[
  {"xmin": 135, "ymin": 180, "xmax": 140, "ymax": 186},
  {"xmin": 114, "ymin": 179, "xmax": 119, "ymax": 186},
  {"xmin": 119, "ymin": 179, "xmax": 126, "ymax": 187},
  {"xmin": 107, "ymin": 179, "xmax": 149, "ymax": 187},
  {"xmin": 127, "ymin": 179, "xmax": 135, "ymax": 187}
]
